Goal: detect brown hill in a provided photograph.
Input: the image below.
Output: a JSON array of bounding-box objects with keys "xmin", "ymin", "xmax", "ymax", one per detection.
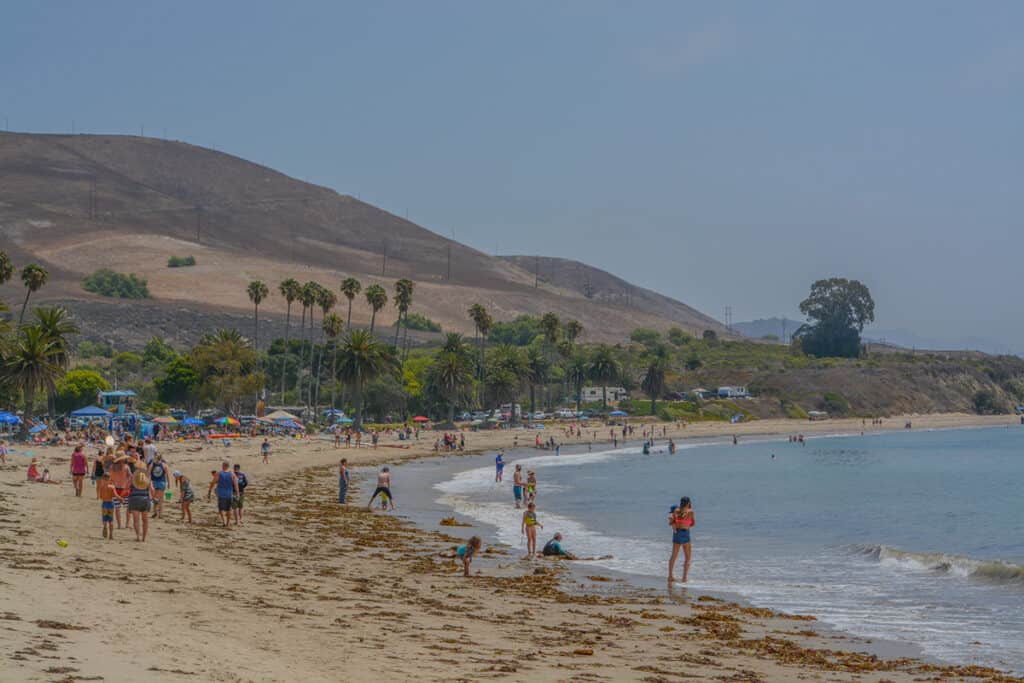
[{"xmin": 0, "ymin": 132, "xmax": 727, "ymax": 348}]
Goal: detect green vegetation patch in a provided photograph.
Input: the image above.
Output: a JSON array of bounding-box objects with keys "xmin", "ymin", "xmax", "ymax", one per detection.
[
  {"xmin": 83, "ymin": 269, "xmax": 150, "ymax": 299},
  {"xmin": 167, "ymin": 255, "xmax": 196, "ymax": 268},
  {"xmin": 398, "ymin": 312, "xmax": 441, "ymax": 333}
]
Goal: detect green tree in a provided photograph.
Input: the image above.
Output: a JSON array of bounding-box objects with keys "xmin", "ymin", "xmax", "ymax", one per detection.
[
  {"xmin": 630, "ymin": 328, "xmax": 661, "ymax": 348},
  {"xmin": 588, "ymin": 345, "xmax": 621, "ymax": 411},
  {"xmin": 393, "ymin": 278, "xmax": 414, "ymax": 349},
  {"xmin": 566, "ymin": 320, "xmax": 583, "ymax": 345},
  {"xmin": 486, "ymin": 344, "xmax": 526, "ymax": 424},
  {"xmin": 539, "ymin": 312, "xmax": 560, "ymax": 347},
  {"xmin": 702, "ymin": 329, "xmax": 718, "ymax": 341},
  {"xmin": 426, "ymin": 348, "xmax": 475, "ymax": 426},
  {"xmin": 155, "ymin": 356, "xmax": 199, "ymax": 408},
  {"xmin": 0, "ymin": 251, "xmax": 13, "ymax": 286},
  {"xmin": 312, "ymin": 287, "xmax": 338, "ymax": 409},
  {"xmin": 322, "ymin": 312, "xmax": 344, "ymax": 411},
  {"xmin": 524, "ymin": 346, "xmax": 551, "ymax": 415},
  {"xmin": 336, "ymin": 329, "xmax": 398, "ymax": 430},
  {"xmin": 278, "ymin": 278, "xmax": 302, "ymax": 398},
  {"xmin": 142, "ymin": 336, "xmax": 178, "ymax": 367},
  {"xmin": 667, "ymin": 327, "xmax": 691, "ymax": 346},
  {"xmin": 566, "ymin": 354, "xmax": 588, "ymax": 413},
  {"xmin": 641, "ymin": 346, "xmax": 669, "ymax": 416},
  {"xmin": 246, "ymin": 280, "xmax": 270, "ymax": 352},
  {"xmin": 55, "ymin": 368, "xmax": 110, "ymax": 413},
  {"xmin": 795, "ymin": 278, "xmax": 876, "ymax": 358},
  {"xmin": 2, "ymin": 326, "xmax": 62, "ymax": 437},
  {"xmin": 364, "ymin": 284, "xmax": 387, "ymax": 334},
  {"xmin": 18, "ymin": 263, "xmax": 48, "ymax": 327},
  {"xmin": 33, "ymin": 306, "xmax": 79, "ymax": 421},
  {"xmin": 340, "ymin": 277, "xmax": 362, "ymax": 330},
  {"xmin": 298, "ymin": 281, "xmax": 319, "ymax": 401},
  {"xmin": 192, "ymin": 333, "xmax": 264, "ymax": 414}
]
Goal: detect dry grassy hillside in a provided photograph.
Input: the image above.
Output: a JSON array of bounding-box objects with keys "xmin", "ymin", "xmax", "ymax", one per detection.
[{"xmin": 0, "ymin": 132, "xmax": 726, "ymax": 345}]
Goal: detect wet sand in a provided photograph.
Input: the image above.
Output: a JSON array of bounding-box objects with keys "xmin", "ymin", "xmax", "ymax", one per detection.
[{"xmin": 0, "ymin": 412, "xmax": 1020, "ymax": 682}]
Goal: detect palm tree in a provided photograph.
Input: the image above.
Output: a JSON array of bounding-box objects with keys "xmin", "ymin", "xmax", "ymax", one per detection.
[
  {"xmin": 1, "ymin": 326, "xmax": 62, "ymax": 439},
  {"xmin": 566, "ymin": 320, "xmax": 583, "ymax": 346},
  {"xmin": 17, "ymin": 263, "xmax": 48, "ymax": 327},
  {"xmin": 393, "ymin": 278, "xmax": 414, "ymax": 349},
  {"xmin": 33, "ymin": 306, "xmax": 79, "ymax": 422},
  {"xmin": 313, "ymin": 287, "xmax": 338, "ymax": 410},
  {"xmin": 427, "ymin": 348, "xmax": 475, "ymax": 426},
  {"xmin": 246, "ymin": 280, "xmax": 269, "ymax": 352},
  {"xmin": 441, "ymin": 332, "xmax": 473, "ymax": 360},
  {"xmin": 336, "ymin": 329, "xmax": 398, "ymax": 430},
  {"xmin": 588, "ymin": 345, "xmax": 622, "ymax": 411},
  {"xmin": 299, "ymin": 281, "xmax": 318, "ymax": 402},
  {"xmin": 364, "ymin": 284, "xmax": 387, "ymax": 334},
  {"xmin": 322, "ymin": 312, "xmax": 344, "ymax": 412},
  {"xmin": 525, "ymin": 347, "xmax": 551, "ymax": 416},
  {"xmin": 539, "ymin": 312, "xmax": 561, "ymax": 348},
  {"xmin": 487, "ymin": 344, "xmax": 526, "ymax": 425},
  {"xmin": 278, "ymin": 278, "xmax": 302, "ymax": 400},
  {"xmin": 566, "ymin": 354, "xmax": 588, "ymax": 414},
  {"xmin": 200, "ymin": 328, "xmax": 246, "ymax": 346},
  {"xmin": 0, "ymin": 251, "xmax": 13, "ymax": 286},
  {"xmin": 641, "ymin": 346, "xmax": 670, "ymax": 416},
  {"xmin": 340, "ymin": 277, "xmax": 361, "ymax": 330}
]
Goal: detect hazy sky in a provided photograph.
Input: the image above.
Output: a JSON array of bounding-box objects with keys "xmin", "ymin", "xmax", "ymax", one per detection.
[{"xmin": 4, "ymin": 2, "xmax": 1022, "ymax": 348}]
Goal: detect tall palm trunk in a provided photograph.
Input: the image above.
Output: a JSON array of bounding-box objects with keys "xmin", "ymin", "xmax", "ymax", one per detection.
[
  {"xmin": 19, "ymin": 385, "xmax": 35, "ymax": 440},
  {"xmin": 253, "ymin": 302, "xmax": 260, "ymax": 353},
  {"xmin": 529, "ymin": 384, "xmax": 536, "ymax": 415},
  {"xmin": 17, "ymin": 289, "xmax": 32, "ymax": 328},
  {"xmin": 602, "ymin": 386, "xmax": 608, "ymax": 411},
  {"xmin": 307, "ymin": 308, "xmax": 316, "ymax": 407},
  {"xmin": 297, "ymin": 305, "xmax": 307, "ymax": 403},
  {"xmin": 280, "ymin": 302, "xmax": 292, "ymax": 402},
  {"xmin": 393, "ymin": 311, "xmax": 402, "ymax": 348},
  {"xmin": 346, "ymin": 299, "xmax": 353, "ymax": 330},
  {"xmin": 353, "ymin": 373, "xmax": 364, "ymax": 430},
  {"xmin": 330, "ymin": 337, "xmax": 338, "ymax": 410},
  {"xmin": 369, "ymin": 309, "xmax": 377, "ymax": 334}
]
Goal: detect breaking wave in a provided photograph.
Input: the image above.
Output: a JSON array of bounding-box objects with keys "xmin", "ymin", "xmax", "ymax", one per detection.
[{"xmin": 849, "ymin": 544, "xmax": 1024, "ymax": 586}]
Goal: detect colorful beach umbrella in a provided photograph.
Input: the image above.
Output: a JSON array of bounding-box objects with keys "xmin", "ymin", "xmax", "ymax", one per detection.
[
  {"xmin": 412, "ymin": 416, "xmax": 430, "ymax": 423},
  {"xmin": 153, "ymin": 417, "xmax": 178, "ymax": 424},
  {"xmin": 216, "ymin": 417, "xmax": 240, "ymax": 426}
]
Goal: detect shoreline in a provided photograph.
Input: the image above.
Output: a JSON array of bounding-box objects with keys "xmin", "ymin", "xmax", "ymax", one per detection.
[{"xmin": 1, "ymin": 412, "xmax": 1021, "ymax": 682}]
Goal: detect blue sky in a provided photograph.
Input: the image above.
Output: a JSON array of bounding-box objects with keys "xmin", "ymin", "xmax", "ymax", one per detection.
[{"xmin": 4, "ymin": 2, "xmax": 1022, "ymax": 350}]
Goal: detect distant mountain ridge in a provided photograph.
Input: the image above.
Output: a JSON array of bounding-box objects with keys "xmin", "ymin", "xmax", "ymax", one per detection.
[{"xmin": 0, "ymin": 131, "xmax": 728, "ymax": 346}]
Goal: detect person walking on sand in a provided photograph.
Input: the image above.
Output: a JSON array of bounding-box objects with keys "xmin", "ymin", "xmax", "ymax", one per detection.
[
  {"xmin": 97, "ymin": 472, "xmax": 123, "ymax": 540},
  {"xmin": 148, "ymin": 454, "xmax": 169, "ymax": 518},
  {"xmin": 512, "ymin": 464, "xmax": 524, "ymax": 508},
  {"xmin": 261, "ymin": 438, "xmax": 271, "ymax": 463},
  {"xmin": 338, "ymin": 458, "xmax": 350, "ymax": 504},
  {"xmin": 0, "ymin": 439, "xmax": 7, "ymax": 466},
  {"xmin": 69, "ymin": 444, "xmax": 89, "ymax": 497},
  {"xmin": 127, "ymin": 469, "xmax": 155, "ymax": 542},
  {"xmin": 174, "ymin": 470, "xmax": 194, "ymax": 524},
  {"xmin": 208, "ymin": 461, "xmax": 239, "ymax": 527},
  {"xmin": 668, "ymin": 496, "xmax": 695, "ymax": 583},
  {"xmin": 367, "ymin": 466, "xmax": 395, "ymax": 510},
  {"xmin": 521, "ymin": 502, "xmax": 543, "ymax": 559},
  {"xmin": 232, "ymin": 463, "xmax": 249, "ymax": 525}
]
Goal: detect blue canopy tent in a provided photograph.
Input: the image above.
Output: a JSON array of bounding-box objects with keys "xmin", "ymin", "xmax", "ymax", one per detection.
[
  {"xmin": 71, "ymin": 406, "xmax": 113, "ymax": 417},
  {"xmin": 609, "ymin": 410, "xmax": 629, "ymax": 417},
  {"xmin": 0, "ymin": 411, "xmax": 20, "ymax": 424},
  {"xmin": 183, "ymin": 417, "xmax": 205, "ymax": 426},
  {"xmin": 336, "ymin": 416, "xmax": 354, "ymax": 424},
  {"xmin": 29, "ymin": 424, "xmax": 47, "ymax": 434},
  {"xmin": 279, "ymin": 420, "xmax": 304, "ymax": 430},
  {"xmin": 322, "ymin": 409, "xmax": 345, "ymax": 416}
]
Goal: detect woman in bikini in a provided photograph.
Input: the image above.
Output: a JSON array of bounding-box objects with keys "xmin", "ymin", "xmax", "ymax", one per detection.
[{"xmin": 668, "ymin": 496, "xmax": 695, "ymax": 583}]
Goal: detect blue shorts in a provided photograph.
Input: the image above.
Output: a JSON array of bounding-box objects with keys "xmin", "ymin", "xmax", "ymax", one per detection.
[
  {"xmin": 672, "ymin": 528, "xmax": 691, "ymax": 545},
  {"xmin": 101, "ymin": 501, "xmax": 114, "ymax": 523},
  {"xmin": 513, "ymin": 485, "xmax": 523, "ymax": 501}
]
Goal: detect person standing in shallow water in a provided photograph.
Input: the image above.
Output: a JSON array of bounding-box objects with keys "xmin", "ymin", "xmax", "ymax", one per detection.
[
  {"xmin": 338, "ymin": 458, "xmax": 350, "ymax": 504},
  {"xmin": 668, "ymin": 496, "xmax": 695, "ymax": 583}
]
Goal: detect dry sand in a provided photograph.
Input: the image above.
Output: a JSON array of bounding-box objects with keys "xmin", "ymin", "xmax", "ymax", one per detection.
[{"xmin": 1, "ymin": 413, "xmax": 1021, "ymax": 682}]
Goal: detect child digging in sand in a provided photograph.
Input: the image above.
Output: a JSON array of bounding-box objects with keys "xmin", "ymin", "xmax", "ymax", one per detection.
[{"xmin": 458, "ymin": 536, "xmax": 482, "ymax": 576}]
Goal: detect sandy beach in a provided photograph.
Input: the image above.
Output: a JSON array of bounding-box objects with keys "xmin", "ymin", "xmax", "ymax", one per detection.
[{"xmin": 1, "ymin": 413, "xmax": 1021, "ymax": 682}]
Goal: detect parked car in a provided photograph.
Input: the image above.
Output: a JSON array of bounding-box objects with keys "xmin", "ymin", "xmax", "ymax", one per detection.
[
  {"xmin": 471, "ymin": 410, "xmax": 490, "ymax": 420},
  {"xmin": 554, "ymin": 409, "xmax": 574, "ymax": 419},
  {"xmin": 456, "ymin": 411, "xmax": 472, "ymax": 421},
  {"xmin": 530, "ymin": 411, "xmax": 547, "ymax": 420}
]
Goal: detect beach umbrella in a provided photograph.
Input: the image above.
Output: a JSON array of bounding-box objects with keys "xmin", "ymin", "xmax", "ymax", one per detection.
[
  {"xmin": 153, "ymin": 417, "xmax": 178, "ymax": 424},
  {"xmin": 216, "ymin": 417, "xmax": 240, "ymax": 426},
  {"xmin": 337, "ymin": 416, "xmax": 354, "ymax": 424},
  {"xmin": 0, "ymin": 412, "xmax": 20, "ymax": 425},
  {"xmin": 487, "ymin": 417, "xmax": 500, "ymax": 422},
  {"xmin": 412, "ymin": 416, "xmax": 430, "ymax": 423},
  {"xmin": 470, "ymin": 419, "xmax": 484, "ymax": 425},
  {"xmin": 609, "ymin": 410, "xmax": 628, "ymax": 417},
  {"xmin": 71, "ymin": 405, "xmax": 112, "ymax": 417},
  {"xmin": 29, "ymin": 424, "xmax": 47, "ymax": 434},
  {"xmin": 183, "ymin": 417, "xmax": 205, "ymax": 426}
]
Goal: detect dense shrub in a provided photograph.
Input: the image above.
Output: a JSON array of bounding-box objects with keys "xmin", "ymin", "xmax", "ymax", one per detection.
[
  {"xmin": 398, "ymin": 312, "xmax": 441, "ymax": 333},
  {"xmin": 821, "ymin": 391, "xmax": 851, "ymax": 415},
  {"xmin": 167, "ymin": 255, "xmax": 196, "ymax": 268},
  {"xmin": 972, "ymin": 390, "xmax": 1005, "ymax": 415},
  {"xmin": 83, "ymin": 269, "xmax": 150, "ymax": 299}
]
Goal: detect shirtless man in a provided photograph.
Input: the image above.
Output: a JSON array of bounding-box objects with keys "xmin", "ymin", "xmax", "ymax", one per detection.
[
  {"xmin": 366, "ymin": 466, "xmax": 395, "ymax": 510},
  {"xmin": 97, "ymin": 472, "xmax": 124, "ymax": 540},
  {"xmin": 512, "ymin": 464, "xmax": 525, "ymax": 509}
]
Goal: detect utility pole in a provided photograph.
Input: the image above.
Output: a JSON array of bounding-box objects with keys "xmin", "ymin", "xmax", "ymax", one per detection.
[
  {"xmin": 446, "ymin": 243, "xmax": 451, "ymax": 282},
  {"xmin": 140, "ymin": 124, "xmax": 144, "ymax": 137},
  {"xmin": 195, "ymin": 206, "xmax": 203, "ymax": 243},
  {"xmin": 724, "ymin": 306, "xmax": 733, "ymax": 332}
]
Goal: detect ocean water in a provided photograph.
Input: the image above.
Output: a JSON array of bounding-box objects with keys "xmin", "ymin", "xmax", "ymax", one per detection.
[{"xmin": 430, "ymin": 426, "xmax": 1024, "ymax": 673}]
